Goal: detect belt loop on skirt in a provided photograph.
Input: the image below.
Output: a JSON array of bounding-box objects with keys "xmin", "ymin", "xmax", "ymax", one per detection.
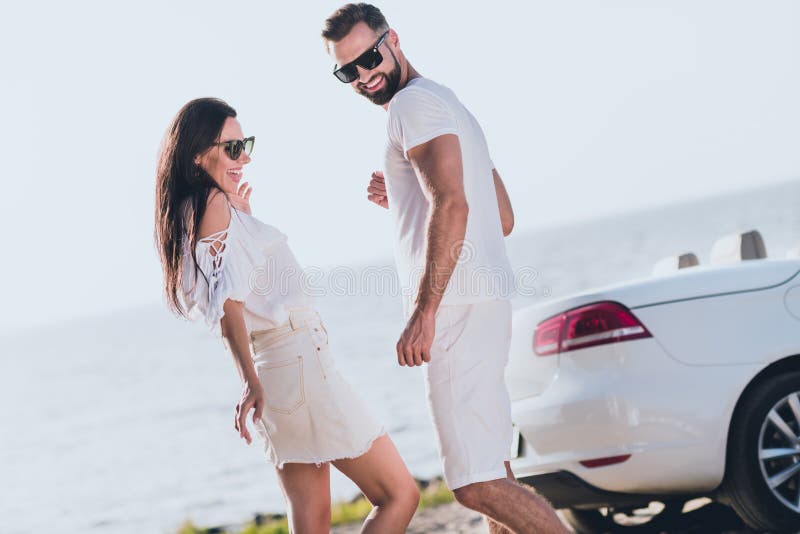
[
  {"xmin": 287, "ymin": 306, "xmax": 316, "ymax": 331},
  {"xmin": 288, "ymin": 308, "xmax": 301, "ymax": 331}
]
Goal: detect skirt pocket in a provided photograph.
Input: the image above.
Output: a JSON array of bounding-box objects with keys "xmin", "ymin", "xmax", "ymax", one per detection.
[{"xmin": 257, "ymin": 356, "xmax": 306, "ymax": 415}]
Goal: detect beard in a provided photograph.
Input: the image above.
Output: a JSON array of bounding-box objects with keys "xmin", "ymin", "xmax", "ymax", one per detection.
[{"xmin": 356, "ymin": 52, "xmax": 402, "ymax": 106}]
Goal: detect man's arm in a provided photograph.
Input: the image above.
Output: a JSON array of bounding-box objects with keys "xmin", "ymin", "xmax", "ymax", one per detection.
[
  {"xmin": 409, "ymin": 133, "xmax": 468, "ymax": 315},
  {"xmin": 396, "ymin": 133, "xmax": 467, "ymax": 366},
  {"xmin": 493, "ymin": 168, "xmax": 514, "ymax": 236}
]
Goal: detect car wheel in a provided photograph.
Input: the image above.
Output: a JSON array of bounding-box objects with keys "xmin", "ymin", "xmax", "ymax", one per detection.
[
  {"xmin": 724, "ymin": 370, "xmax": 800, "ymax": 532},
  {"xmin": 561, "ymin": 500, "xmax": 684, "ymax": 534}
]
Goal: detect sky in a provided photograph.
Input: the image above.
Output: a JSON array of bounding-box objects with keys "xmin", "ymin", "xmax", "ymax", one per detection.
[{"xmin": 1, "ymin": 0, "xmax": 798, "ymax": 334}]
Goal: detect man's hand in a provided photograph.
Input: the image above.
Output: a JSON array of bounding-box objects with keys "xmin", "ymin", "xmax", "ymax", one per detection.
[
  {"xmin": 492, "ymin": 169, "xmax": 514, "ymax": 236},
  {"xmin": 396, "ymin": 308, "xmax": 435, "ymax": 366},
  {"xmin": 367, "ymin": 171, "xmax": 389, "ymax": 209}
]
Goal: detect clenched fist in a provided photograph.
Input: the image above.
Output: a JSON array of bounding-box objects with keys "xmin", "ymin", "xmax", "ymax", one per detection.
[{"xmin": 367, "ymin": 171, "xmax": 389, "ymax": 209}]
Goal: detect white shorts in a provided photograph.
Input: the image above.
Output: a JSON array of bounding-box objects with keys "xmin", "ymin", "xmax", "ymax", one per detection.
[
  {"xmin": 425, "ymin": 299, "xmax": 514, "ymax": 489},
  {"xmin": 249, "ymin": 306, "xmax": 385, "ymax": 468}
]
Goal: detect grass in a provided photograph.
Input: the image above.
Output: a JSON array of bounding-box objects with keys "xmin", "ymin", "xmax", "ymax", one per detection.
[{"xmin": 176, "ymin": 479, "xmax": 454, "ymax": 534}]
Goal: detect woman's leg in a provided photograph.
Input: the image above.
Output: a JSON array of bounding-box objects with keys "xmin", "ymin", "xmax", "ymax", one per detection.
[
  {"xmin": 275, "ymin": 462, "xmax": 331, "ymax": 534},
  {"xmin": 332, "ymin": 434, "xmax": 420, "ymax": 534}
]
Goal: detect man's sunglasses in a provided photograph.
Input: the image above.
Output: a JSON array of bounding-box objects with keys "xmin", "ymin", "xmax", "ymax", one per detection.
[
  {"xmin": 333, "ymin": 31, "xmax": 389, "ymax": 83},
  {"xmin": 211, "ymin": 136, "xmax": 255, "ymax": 161}
]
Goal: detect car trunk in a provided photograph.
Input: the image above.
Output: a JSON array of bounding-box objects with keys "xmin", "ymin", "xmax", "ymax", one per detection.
[{"xmin": 505, "ymin": 259, "xmax": 800, "ymax": 400}]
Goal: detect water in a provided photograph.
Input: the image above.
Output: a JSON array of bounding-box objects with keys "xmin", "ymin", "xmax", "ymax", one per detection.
[{"xmin": 1, "ymin": 180, "xmax": 798, "ymax": 533}]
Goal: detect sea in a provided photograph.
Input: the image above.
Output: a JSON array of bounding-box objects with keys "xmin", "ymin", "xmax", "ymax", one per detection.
[{"xmin": 1, "ymin": 180, "xmax": 798, "ymax": 533}]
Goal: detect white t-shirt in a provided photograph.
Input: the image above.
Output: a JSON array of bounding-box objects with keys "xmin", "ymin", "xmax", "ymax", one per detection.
[{"xmin": 384, "ymin": 77, "xmax": 516, "ymax": 318}]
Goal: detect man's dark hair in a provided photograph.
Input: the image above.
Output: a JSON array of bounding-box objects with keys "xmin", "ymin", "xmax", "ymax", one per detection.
[{"xmin": 321, "ymin": 3, "xmax": 389, "ymax": 44}]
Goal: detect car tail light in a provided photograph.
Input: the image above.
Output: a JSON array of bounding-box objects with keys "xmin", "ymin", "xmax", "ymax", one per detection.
[
  {"xmin": 533, "ymin": 314, "xmax": 564, "ymax": 356},
  {"xmin": 533, "ymin": 301, "xmax": 651, "ymax": 356}
]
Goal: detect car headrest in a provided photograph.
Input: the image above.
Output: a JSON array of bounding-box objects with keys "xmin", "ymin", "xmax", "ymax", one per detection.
[
  {"xmin": 787, "ymin": 246, "xmax": 800, "ymax": 259},
  {"xmin": 710, "ymin": 230, "xmax": 767, "ymax": 265},
  {"xmin": 652, "ymin": 252, "xmax": 700, "ymax": 276}
]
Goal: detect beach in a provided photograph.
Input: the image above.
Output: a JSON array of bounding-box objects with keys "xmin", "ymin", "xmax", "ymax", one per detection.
[
  {"xmin": 330, "ymin": 498, "xmax": 757, "ymax": 534},
  {"xmin": 1, "ymin": 181, "xmax": 797, "ymax": 533},
  {"xmin": 331, "ymin": 502, "xmax": 485, "ymax": 534}
]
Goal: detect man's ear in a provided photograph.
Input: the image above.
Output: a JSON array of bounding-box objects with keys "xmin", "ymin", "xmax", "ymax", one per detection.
[{"xmin": 388, "ymin": 28, "xmax": 399, "ymax": 48}]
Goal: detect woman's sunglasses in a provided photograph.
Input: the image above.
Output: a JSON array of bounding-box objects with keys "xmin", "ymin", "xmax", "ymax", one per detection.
[
  {"xmin": 333, "ymin": 31, "xmax": 389, "ymax": 83},
  {"xmin": 211, "ymin": 136, "xmax": 255, "ymax": 161}
]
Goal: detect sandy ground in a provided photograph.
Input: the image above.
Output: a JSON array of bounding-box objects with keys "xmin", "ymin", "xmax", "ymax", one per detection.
[
  {"xmin": 330, "ymin": 502, "xmax": 484, "ymax": 534},
  {"xmin": 330, "ymin": 498, "xmax": 760, "ymax": 534}
]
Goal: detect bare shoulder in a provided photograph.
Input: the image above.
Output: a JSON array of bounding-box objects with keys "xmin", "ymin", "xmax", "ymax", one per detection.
[{"xmin": 198, "ymin": 190, "xmax": 232, "ymax": 239}]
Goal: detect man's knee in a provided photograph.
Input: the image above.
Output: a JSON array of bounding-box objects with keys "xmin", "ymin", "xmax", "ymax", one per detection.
[{"xmin": 453, "ymin": 480, "xmax": 494, "ymax": 512}]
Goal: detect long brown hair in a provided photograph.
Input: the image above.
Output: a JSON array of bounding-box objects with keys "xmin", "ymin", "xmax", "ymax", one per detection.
[{"xmin": 154, "ymin": 97, "xmax": 236, "ymax": 317}]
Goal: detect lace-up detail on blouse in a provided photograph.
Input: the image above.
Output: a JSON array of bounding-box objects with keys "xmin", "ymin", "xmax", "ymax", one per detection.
[{"xmin": 198, "ymin": 229, "xmax": 228, "ymax": 294}]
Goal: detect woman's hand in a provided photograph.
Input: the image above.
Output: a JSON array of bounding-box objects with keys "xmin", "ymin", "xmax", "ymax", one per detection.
[
  {"xmin": 234, "ymin": 379, "xmax": 265, "ymax": 445},
  {"xmin": 228, "ymin": 181, "xmax": 252, "ymax": 214}
]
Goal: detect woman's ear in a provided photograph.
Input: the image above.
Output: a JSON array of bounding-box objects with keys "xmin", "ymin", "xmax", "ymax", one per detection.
[{"xmin": 193, "ymin": 154, "xmax": 204, "ymax": 177}]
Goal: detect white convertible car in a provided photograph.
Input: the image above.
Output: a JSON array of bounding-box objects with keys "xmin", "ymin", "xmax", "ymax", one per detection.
[{"xmin": 507, "ymin": 231, "xmax": 800, "ymax": 533}]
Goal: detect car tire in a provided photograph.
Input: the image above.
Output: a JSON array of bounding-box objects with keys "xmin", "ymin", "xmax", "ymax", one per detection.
[
  {"xmin": 561, "ymin": 501, "xmax": 684, "ymax": 533},
  {"xmin": 723, "ymin": 370, "xmax": 800, "ymax": 532},
  {"xmin": 561, "ymin": 508, "xmax": 614, "ymax": 534}
]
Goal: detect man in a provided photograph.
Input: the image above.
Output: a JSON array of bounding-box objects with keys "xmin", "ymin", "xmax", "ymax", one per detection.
[{"xmin": 322, "ymin": 4, "xmax": 568, "ymax": 533}]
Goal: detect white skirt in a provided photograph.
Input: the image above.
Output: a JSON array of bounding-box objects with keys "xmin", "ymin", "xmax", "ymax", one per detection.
[{"xmin": 249, "ymin": 306, "xmax": 385, "ymax": 468}]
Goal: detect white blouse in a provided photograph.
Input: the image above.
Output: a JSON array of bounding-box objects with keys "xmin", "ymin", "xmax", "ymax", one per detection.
[{"xmin": 180, "ymin": 201, "xmax": 313, "ymax": 338}]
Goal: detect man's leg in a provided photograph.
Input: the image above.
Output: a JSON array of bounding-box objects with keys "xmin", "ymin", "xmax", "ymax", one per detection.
[
  {"xmin": 486, "ymin": 462, "xmax": 517, "ymax": 534},
  {"xmin": 458, "ymin": 461, "xmax": 567, "ymax": 534},
  {"xmin": 425, "ymin": 300, "xmax": 568, "ymax": 533}
]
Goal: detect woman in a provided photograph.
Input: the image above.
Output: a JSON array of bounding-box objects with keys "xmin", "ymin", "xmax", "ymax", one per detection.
[{"xmin": 153, "ymin": 98, "xmax": 419, "ymax": 534}]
